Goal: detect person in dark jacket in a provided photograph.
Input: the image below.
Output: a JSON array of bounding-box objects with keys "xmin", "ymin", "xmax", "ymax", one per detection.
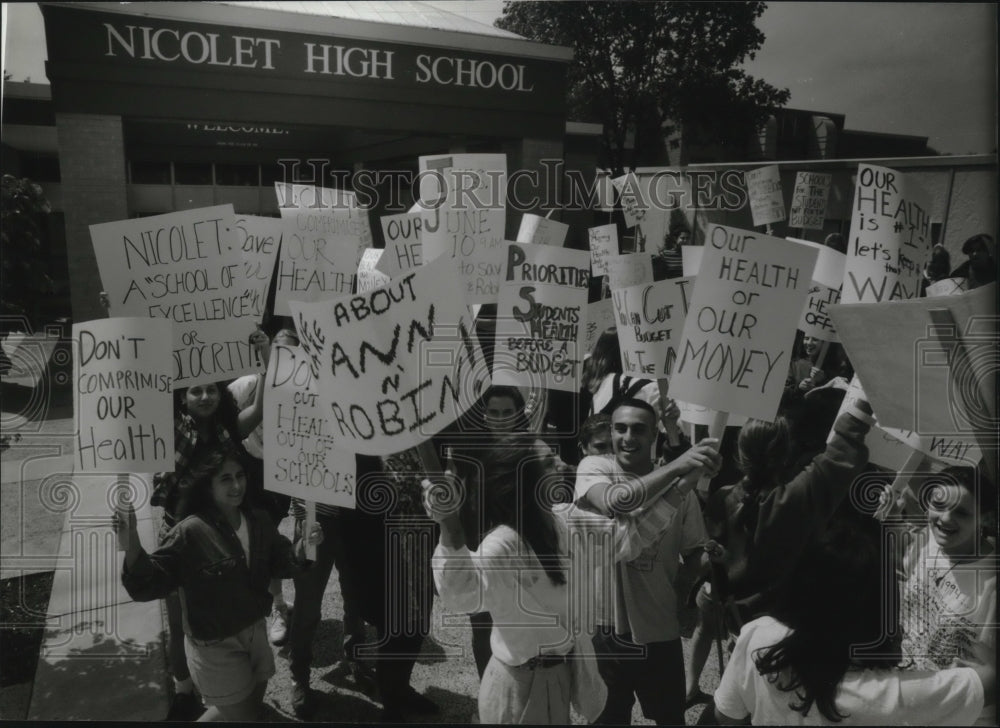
[{"xmin": 114, "ymin": 445, "xmax": 322, "ymax": 722}]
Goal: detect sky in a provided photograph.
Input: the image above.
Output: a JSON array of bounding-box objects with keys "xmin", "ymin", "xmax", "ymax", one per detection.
[{"xmin": 2, "ymin": 1, "xmax": 996, "ymax": 154}]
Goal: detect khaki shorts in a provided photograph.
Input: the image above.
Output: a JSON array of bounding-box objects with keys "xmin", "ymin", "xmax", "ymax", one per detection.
[{"xmin": 185, "ymin": 619, "xmax": 275, "ymax": 706}]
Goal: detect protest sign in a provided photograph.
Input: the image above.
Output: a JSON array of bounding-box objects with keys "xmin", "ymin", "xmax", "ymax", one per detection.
[
  {"xmin": 517, "ymin": 213, "xmax": 568, "ymax": 246},
  {"xmin": 785, "ymin": 237, "xmax": 846, "ymax": 290},
  {"xmin": 275, "ymin": 182, "xmax": 360, "ymax": 210},
  {"xmin": 926, "ymin": 277, "xmax": 968, "ymax": 297},
  {"xmin": 377, "ymin": 212, "xmax": 422, "ymax": 278},
  {"xmin": 263, "ymin": 343, "xmax": 356, "ymax": 508},
  {"xmin": 612, "ymin": 172, "xmax": 646, "ymax": 229},
  {"xmin": 275, "ymin": 204, "xmax": 370, "ymax": 314},
  {"xmin": 583, "ymin": 298, "xmax": 616, "ymax": 357},
  {"xmin": 785, "ymin": 237, "xmax": 847, "ymax": 340},
  {"xmin": 789, "ymin": 172, "xmax": 832, "ymax": 230},
  {"xmin": 493, "ymin": 243, "xmax": 591, "ymax": 393},
  {"xmin": 681, "ymin": 246, "xmax": 703, "ymax": 276},
  {"xmin": 842, "ymin": 164, "xmax": 932, "ymax": 303},
  {"xmin": 234, "ymin": 215, "xmax": 281, "ymax": 323},
  {"xmin": 74, "ymin": 317, "xmax": 174, "ymax": 472},
  {"xmin": 90, "ymin": 205, "xmax": 259, "ymax": 386},
  {"xmin": 745, "ymin": 166, "xmax": 786, "ymax": 227},
  {"xmin": 358, "ymin": 248, "xmax": 391, "ymax": 293},
  {"xmin": 418, "ymin": 153, "xmax": 507, "ymax": 302},
  {"xmin": 606, "ymin": 253, "xmax": 653, "ymax": 290},
  {"xmin": 668, "ymin": 225, "xmax": 818, "ymax": 421},
  {"xmin": 829, "ymin": 283, "xmax": 996, "ymax": 439},
  {"xmin": 612, "ymin": 277, "xmax": 694, "ymax": 379},
  {"xmin": 588, "ymin": 224, "xmax": 618, "ymax": 277},
  {"xmin": 677, "ymin": 400, "xmax": 746, "ymax": 429},
  {"xmin": 289, "ymin": 258, "xmax": 488, "ymax": 455}
]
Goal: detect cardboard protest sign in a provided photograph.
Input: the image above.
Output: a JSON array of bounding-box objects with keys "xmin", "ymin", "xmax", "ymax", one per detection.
[
  {"xmin": 275, "ymin": 204, "xmax": 370, "ymax": 314},
  {"xmin": 358, "ymin": 248, "xmax": 390, "ymax": 293},
  {"xmin": 606, "ymin": 253, "xmax": 653, "ymax": 290},
  {"xmin": 785, "ymin": 237, "xmax": 846, "ymax": 290},
  {"xmin": 517, "ymin": 213, "xmax": 568, "ymax": 246},
  {"xmin": 842, "ymin": 164, "xmax": 932, "ymax": 303},
  {"xmin": 789, "ymin": 172, "xmax": 832, "ymax": 230},
  {"xmin": 612, "ymin": 277, "xmax": 694, "ymax": 379},
  {"xmin": 289, "ymin": 258, "xmax": 489, "ymax": 455},
  {"xmin": 588, "ymin": 224, "xmax": 618, "ymax": 276},
  {"xmin": 418, "ymin": 153, "xmax": 507, "ymax": 303},
  {"xmin": 377, "ymin": 212, "xmax": 422, "ymax": 278},
  {"xmin": 493, "ymin": 243, "xmax": 591, "ymax": 393},
  {"xmin": 234, "ymin": 215, "xmax": 281, "ymax": 323},
  {"xmin": 829, "ymin": 283, "xmax": 996, "ymax": 440},
  {"xmin": 668, "ymin": 225, "xmax": 818, "ymax": 421},
  {"xmin": 681, "ymin": 246, "xmax": 703, "ymax": 276},
  {"xmin": 926, "ymin": 277, "xmax": 968, "ymax": 297},
  {"xmin": 275, "ymin": 182, "xmax": 360, "ymax": 210},
  {"xmin": 263, "ymin": 343, "xmax": 356, "ymax": 508},
  {"xmin": 583, "ymin": 298, "xmax": 616, "ymax": 357},
  {"xmin": 73, "ymin": 317, "xmax": 174, "ymax": 472},
  {"xmin": 786, "ymin": 237, "xmax": 847, "ymax": 341},
  {"xmin": 677, "ymin": 400, "xmax": 747, "ymax": 429},
  {"xmin": 612, "ymin": 172, "xmax": 646, "ymax": 229},
  {"xmin": 745, "ymin": 166, "xmax": 786, "ymax": 227},
  {"xmin": 90, "ymin": 205, "xmax": 259, "ymax": 386}
]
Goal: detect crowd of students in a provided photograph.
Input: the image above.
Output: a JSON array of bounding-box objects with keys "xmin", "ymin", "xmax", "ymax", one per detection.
[{"xmin": 110, "ymin": 231, "xmax": 995, "ymax": 725}]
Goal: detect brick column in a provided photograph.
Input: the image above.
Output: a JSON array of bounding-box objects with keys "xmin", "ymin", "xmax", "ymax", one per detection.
[{"xmin": 55, "ymin": 113, "xmax": 128, "ymax": 324}]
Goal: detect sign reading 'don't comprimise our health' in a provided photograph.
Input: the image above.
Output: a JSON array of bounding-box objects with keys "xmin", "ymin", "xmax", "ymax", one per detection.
[
  {"xmin": 418, "ymin": 153, "xmax": 507, "ymax": 303},
  {"xmin": 276, "ymin": 200, "xmax": 371, "ymax": 315},
  {"xmin": 74, "ymin": 317, "xmax": 174, "ymax": 472},
  {"xmin": 90, "ymin": 205, "xmax": 259, "ymax": 386},
  {"xmin": 669, "ymin": 225, "xmax": 818, "ymax": 422},
  {"xmin": 289, "ymin": 257, "xmax": 488, "ymax": 456},
  {"xmin": 493, "ymin": 242, "xmax": 591, "ymax": 393},
  {"xmin": 263, "ymin": 343, "xmax": 356, "ymax": 508},
  {"xmin": 842, "ymin": 163, "xmax": 932, "ymax": 303},
  {"xmin": 612, "ymin": 277, "xmax": 694, "ymax": 379},
  {"xmin": 234, "ymin": 215, "xmax": 282, "ymax": 324}
]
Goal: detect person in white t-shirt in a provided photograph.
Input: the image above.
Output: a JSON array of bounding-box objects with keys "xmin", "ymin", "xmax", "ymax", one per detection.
[{"xmin": 714, "ymin": 514, "xmax": 994, "ymax": 725}]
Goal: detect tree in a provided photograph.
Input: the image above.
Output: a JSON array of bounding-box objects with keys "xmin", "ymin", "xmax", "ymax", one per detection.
[{"xmin": 496, "ymin": 1, "xmax": 790, "ymax": 170}]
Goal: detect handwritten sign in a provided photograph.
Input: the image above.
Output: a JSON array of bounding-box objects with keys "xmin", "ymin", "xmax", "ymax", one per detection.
[
  {"xmin": 290, "ymin": 258, "xmax": 488, "ymax": 455},
  {"xmin": 829, "ymin": 283, "xmax": 995, "ymax": 439},
  {"xmin": 612, "ymin": 172, "xmax": 646, "ymax": 228},
  {"xmin": 583, "ymin": 298, "xmax": 616, "ymax": 357},
  {"xmin": 606, "ymin": 253, "xmax": 654, "ymax": 290},
  {"xmin": 357, "ymin": 248, "xmax": 390, "ymax": 293},
  {"xmin": 668, "ymin": 225, "xmax": 818, "ymax": 421},
  {"xmin": 234, "ymin": 215, "xmax": 281, "ymax": 324},
  {"xmin": 377, "ymin": 212, "xmax": 422, "ymax": 278},
  {"xmin": 785, "ymin": 237, "xmax": 847, "ymax": 341},
  {"xmin": 275, "ymin": 182, "xmax": 360, "ymax": 210},
  {"xmin": 789, "ymin": 172, "xmax": 832, "ymax": 230},
  {"xmin": 612, "ymin": 277, "xmax": 693, "ymax": 379},
  {"xmin": 493, "ymin": 243, "xmax": 591, "ymax": 393},
  {"xmin": 73, "ymin": 317, "xmax": 174, "ymax": 472},
  {"xmin": 926, "ymin": 277, "xmax": 968, "ymax": 297},
  {"xmin": 745, "ymin": 166, "xmax": 786, "ymax": 227},
  {"xmin": 418, "ymin": 153, "xmax": 507, "ymax": 303},
  {"xmin": 275, "ymin": 204, "xmax": 370, "ymax": 314},
  {"xmin": 842, "ymin": 164, "xmax": 932, "ymax": 303},
  {"xmin": 786, "ymin": 237, "xmax": 846, "ymax": 289},
  {"xmin": 517, "ymin": 213, "xmax": 568, "ymax": 246},
  {"xmin": 263, "ymin": 343, "xmax": 356, "ymax": 508},
  {"xmin": 588, "ymin": 224, "xmax": 618, "ymax": 276},
  {"xmin": 90, "ymin": 205, "xmax": 259, "ymax": 386}
]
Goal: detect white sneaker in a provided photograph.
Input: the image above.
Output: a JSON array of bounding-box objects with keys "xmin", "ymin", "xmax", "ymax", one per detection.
[{"xmin": 269, "ymin": 607, "xmax": 289, "ymax": 645}]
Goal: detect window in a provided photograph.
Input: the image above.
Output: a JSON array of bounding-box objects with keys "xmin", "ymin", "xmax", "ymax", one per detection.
[
  {"xmin": 174, "ymin": 162, "xmax": 213, "ymax": 185},
  {"xmin": 215, "ymin": 163, "xmax": 259, "ymax": 186},
  {"xmin": 130, "ymin": 161, "xmax": 171, "ymax": 184}
]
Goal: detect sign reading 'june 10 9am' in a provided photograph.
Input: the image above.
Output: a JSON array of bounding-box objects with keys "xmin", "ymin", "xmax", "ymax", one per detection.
[
  {"xmin": 289, "ymin": 258, "xmax": 488, "ymax": 456},
  {"xmin": 89, "ymin": 205, "xmax": 259, "ymax": 386},
  {"xmin": 668, "ymin": 225, "xmax": 818, "ymax": 422}
]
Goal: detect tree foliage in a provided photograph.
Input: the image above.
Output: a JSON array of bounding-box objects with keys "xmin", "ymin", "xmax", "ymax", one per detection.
[
  {"xmin": 1, "ymin": 175, "xmax": 54, "ymax": 328},
  {"xmin": 496, "ymin": 1, "xmax": 790, "ymax": 170}
]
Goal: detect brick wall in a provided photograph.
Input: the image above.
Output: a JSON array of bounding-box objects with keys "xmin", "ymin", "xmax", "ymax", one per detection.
[{"xmin": 55, "ymin": 113, "xmax": 128, "ymax": 324}]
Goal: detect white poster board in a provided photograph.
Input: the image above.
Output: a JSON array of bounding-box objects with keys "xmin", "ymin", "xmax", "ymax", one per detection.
[
  {"xmin": 263, "ymin": 343, "xmax": 357, "ymax": 508},
  {"xmin": 377, "ymin": 212, "xmax": 423, "ymax": 278},
  {"xmin": 589, "ymin": 224, "xmax": 618, "ymax": 276},
  {"xmin": 583, "ymin": 298, "xmax": 617, "ymax": 357},
  {"xmin": 517, "ymin": 213, "xmax": 568, "ymax": 246},
  {"xmin": 681, "ymin": 245, "xmax": 703, "ymax": 276},
  {"xmin": 788, "ymin": 171, "xmax": 832, "ymax": 230},
  {"xmin": 668, "ymin": 225, "xmax": 818, "ymax": 421},
  {"xmin": 234, "ymin": 215, "xmax": 282, "ymax": 324},
  {"xmin": 606, "ymin": 253, "xmax": 654, "ymax": 290},
  {"xmin": 74, "ymin": 317, "xmax": 174, "ymax": 472},
  {"xmin": 357, "ymin": 248, "xmax": 391, "ymax": 293},
  {"xmin": 842, "ymin": 164, "xmax": 932, "ymax": 303},
  {"xmin": 612, "ymin": 277, "xmax": 694, "ymax": 379},
  {"xmin": 745, "ymin": 165, "xmax": 786, "ymax": 227},
  {"xmin": 89, "ymin": 205, "xmax": 259, "ymax": 386},
  {"xmin": 290, "ymin": 258, "xmax": 488, "ymax": 455},
  {"xmin": 612, "ymin": 172, "xmax": 646, "ymax": 229},
  {"xmin": 926, "ymin": 277, "xmax": 968, "ymax": 297},
  {"xmin": 493, "ymin": 243, "xmax": 591, "ymax": 393}
]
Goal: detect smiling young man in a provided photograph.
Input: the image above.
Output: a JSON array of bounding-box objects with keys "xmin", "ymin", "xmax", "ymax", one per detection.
[{"xmin": 573, "ymin": 399, "xmax": 721, "ymax": 725}]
